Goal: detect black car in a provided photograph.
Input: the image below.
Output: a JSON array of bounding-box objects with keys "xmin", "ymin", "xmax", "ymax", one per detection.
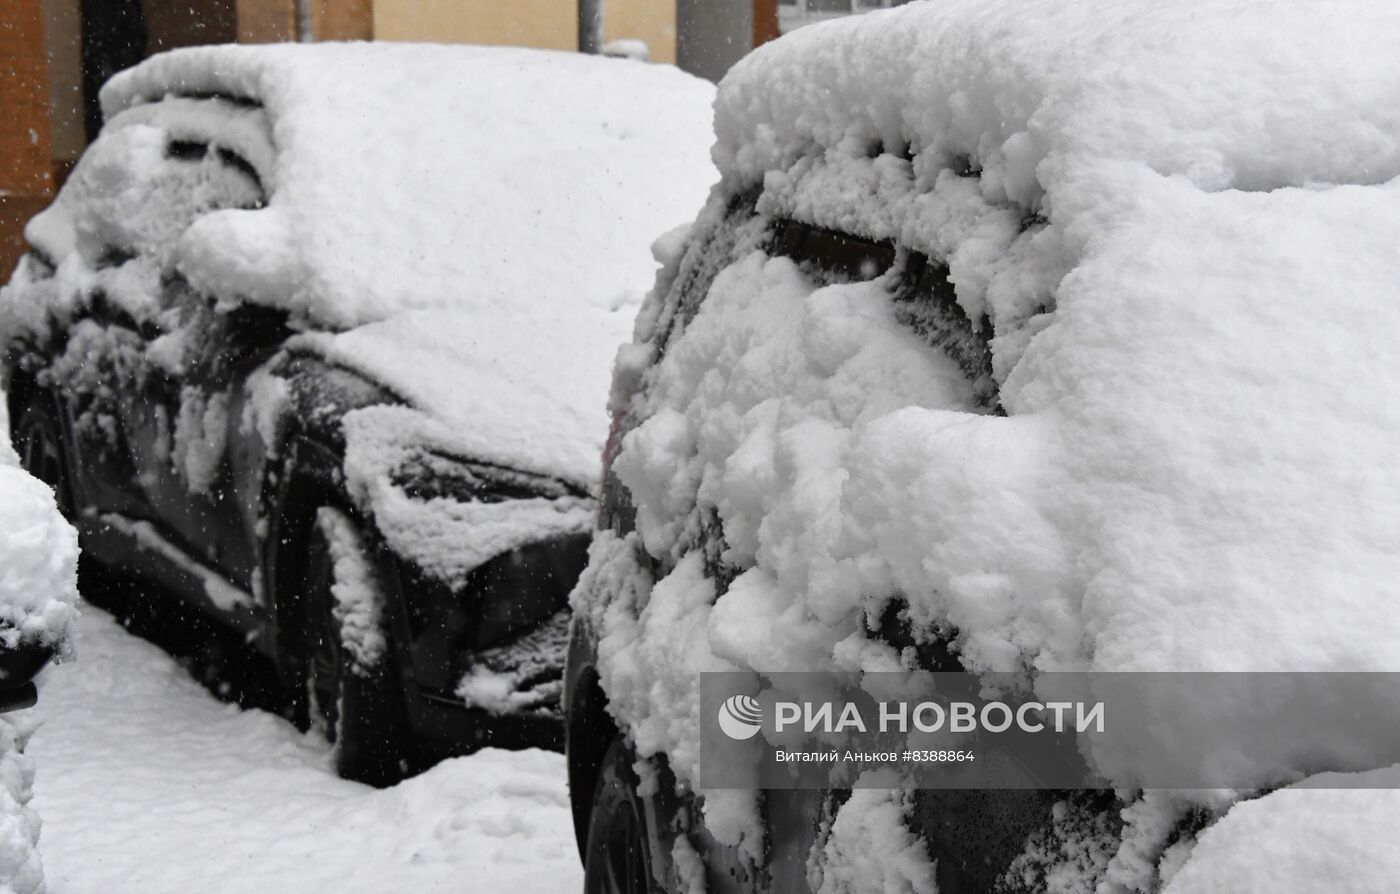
[
  {"xmin": 563, "ymin": 2, "xmax": 1400, "ymax": 892},
  {"xmin": 2, "ymin": 42, "xmax": 717, "ymax": 785}
]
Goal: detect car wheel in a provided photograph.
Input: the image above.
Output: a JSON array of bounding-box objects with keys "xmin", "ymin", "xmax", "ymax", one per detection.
[
  {"xmin": 583, "ymin": 737, "xmax": 658, "ymax": 894},
  {"xmin": 301, "ymin": 507, "xmax": 413, "ymax": 786}
]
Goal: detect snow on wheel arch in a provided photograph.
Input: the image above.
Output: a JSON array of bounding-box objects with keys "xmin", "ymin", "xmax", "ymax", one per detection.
[{"xmin": 315, "ymin": 506, "xmax": 386, "ymax": 675}]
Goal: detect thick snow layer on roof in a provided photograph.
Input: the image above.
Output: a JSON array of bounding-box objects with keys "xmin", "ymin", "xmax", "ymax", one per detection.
[
  {"xmin": 102, "ymin": 42, "xmax": 717, "ymax": 332},
  {"xmin": 84, "ymin": 43, "xmax": 715, "ymax": 487},
  {"xmin": 715, "ymin": 0, "xmax": 1400, "ymax": 199},
  {"xmin": 577, "ymin": 0, "xmax": 1400, "ymax": 868}
]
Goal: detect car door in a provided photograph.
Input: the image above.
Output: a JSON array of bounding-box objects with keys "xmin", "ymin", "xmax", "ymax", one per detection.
[
  {"xmin": 43, "ymin": 115, "xmax": 268, "ymax": 529},
  {"xmin": 106, "ymin": 133, "xmax": 274, "ymax": 588},
  {"xmin": 123, "ymin": 274, "xmax": 288, "ymax": 586}
]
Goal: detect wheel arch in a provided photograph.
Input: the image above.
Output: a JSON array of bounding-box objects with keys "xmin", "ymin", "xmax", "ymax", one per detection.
[
  {"xmin": 567, "ymin": 661, "xmax": 620, "ymax": 857},
  {"xmin": 263, "ymin": 437, "xmax": 350, "ymax": 684}
]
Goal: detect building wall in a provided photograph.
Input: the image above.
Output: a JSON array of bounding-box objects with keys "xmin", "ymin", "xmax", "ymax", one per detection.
[
  {"xmin": 310, "ymin": 0, "xmax": 373, "ymax": 40},
  {"xmin": 676, "ymin": 0, "xmax": 750, "ymax": 82},
  {"xmin": 1, "ymin": 0, "xmax": 55, "ymax": 275},
  {"xmin": 603, "ymin": 0, "xmax": 675, "ymax": 63},
  {"xmin": 142, "ymin": 0, "xmax": 237, "ymax": 51},
  {"xmin": 372, "ymin": 0, "xmax": 577, "ymax": 50},
  {"xmin": 41, "ymin": 0, "xmax": 83, "ymax": 166},
  {"xmin": 237, "ymin": 0, "xmax": 296, "ymax": 42}
]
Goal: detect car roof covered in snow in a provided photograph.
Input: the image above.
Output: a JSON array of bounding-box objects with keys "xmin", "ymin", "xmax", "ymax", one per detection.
[
  {"xmin": 91, "ymin": 42, "xmax": 718, "ymax": 487},
  {"xmin": 713, "ymin": 0, "xmax": 1400, "ymax": 201},
  {"xmin": 102, "ymin": 42, "xmax": 717, "ymax": 331}
]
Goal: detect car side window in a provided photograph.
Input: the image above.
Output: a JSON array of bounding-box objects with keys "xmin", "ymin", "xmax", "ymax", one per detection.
[
  {"xmin": 154, "ymin": 137, "xmax": 265, "ymax": 234},
  {"xmin": 56, "ymin": 124, "xmax": 266, "ymax": 279},
  {"xmin": 767, "ymin": 217, "xmax": 896, "ymax": 282},
  {"xmin": 894, "ymin": 251, "xmax": 998, "ymax": 409},
  {"xmin": 146, "ymin": 141, "xmax": 281, "ymax": 381},
  {"xmin": 768, "ymin": 216, "xmax": 998, "ymax": 409},
  {"xmin": 148, "ymin": 136, "xmax": 264, "ymax": 298}
]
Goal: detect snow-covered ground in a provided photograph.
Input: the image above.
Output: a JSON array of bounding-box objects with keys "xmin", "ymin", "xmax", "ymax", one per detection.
[{"xmin": 21, "ymin": 608, "xmax": 580, "ymax": 894}]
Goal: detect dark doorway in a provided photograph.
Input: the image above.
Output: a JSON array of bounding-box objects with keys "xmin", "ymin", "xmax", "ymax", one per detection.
[
  {"xmin": 79, "ymin": 0, "xmax": 147, "ymax": 142},
  {"xmin": 78, "ymin": 0, "xmax": 239, "ymax": 144}
]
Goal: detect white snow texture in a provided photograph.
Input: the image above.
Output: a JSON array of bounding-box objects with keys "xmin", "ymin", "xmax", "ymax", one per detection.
[
  {"xmin": 576, "ymin": 1, "xmax": 1400, "ymax": 890},
  {"xmin": 0, "ymin": 376, "xmax": 79, "ymax": 894}
]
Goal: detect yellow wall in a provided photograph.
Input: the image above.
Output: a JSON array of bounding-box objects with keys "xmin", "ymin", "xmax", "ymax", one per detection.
[
  {"xmin": 237, "ymin": 0, "xmax": 297, "ymax": 42},
  {"xmin": 604, "ymin": 0, "xmax": 675, "ymax": 64},
  {"xmin": 2, "ymin": 0, "xmax": 54, "ymax": 194},
  {"xmin": 249, "ymin": 0, "xmax": 675, "ymax": 65},
  {"xmin": 372, "ymin": 0, "xmax": 577, "ymax": 50},
  {"xmin": 2, "ymin": 0, "xmax": 55, "ymax": 273},
  {"xmin": 602, "ymin": 0, "xmax": 672, "ymax": 62}
]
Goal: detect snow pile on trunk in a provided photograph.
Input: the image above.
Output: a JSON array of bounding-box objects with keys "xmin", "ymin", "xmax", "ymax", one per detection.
[{"xmin": 576, "ymin": 0, "xmax": 1400, "ymax": 874}]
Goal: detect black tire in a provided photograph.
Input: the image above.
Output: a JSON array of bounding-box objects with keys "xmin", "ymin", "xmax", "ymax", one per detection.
[
  {"xmin": 300, "ymin": 506, "xmax": 414, "ymax": 786},
  {"xmin": 583, "ymin": 738, "xmax": 659, "ymax": 894}
]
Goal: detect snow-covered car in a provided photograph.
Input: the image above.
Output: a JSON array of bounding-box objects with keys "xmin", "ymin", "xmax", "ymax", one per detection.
[
  {"xmin": 0, "ymin": 406, "xmax": 78, "ymax": 893},
  {"xmin": 0, "ymin": 43, "xmax": 716, "ymax": 785},
  {"xmin": 565, "ymin": 1, "xmax": 1400, "ymax": 892}
]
